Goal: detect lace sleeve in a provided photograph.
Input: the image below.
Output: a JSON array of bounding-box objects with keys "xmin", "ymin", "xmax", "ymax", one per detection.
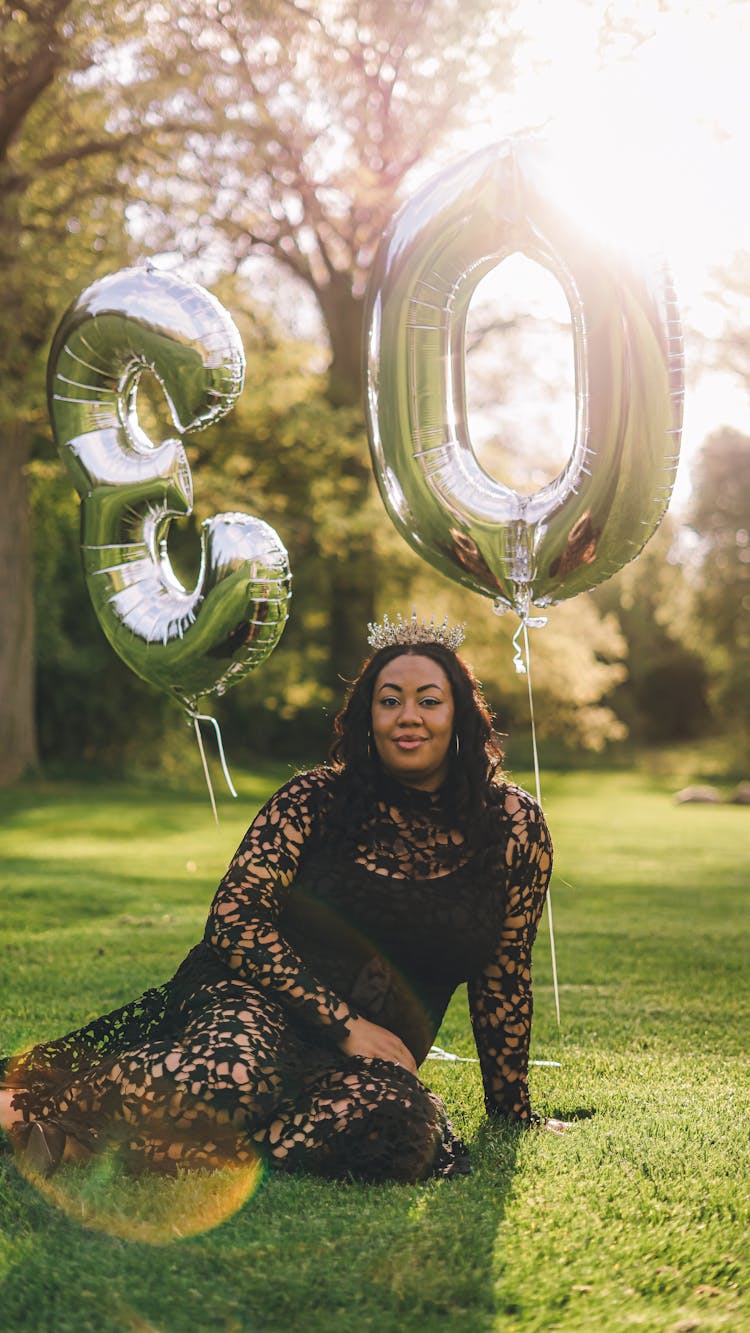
[
  {"xmin": 203, "ymin": 769, "xmax": 359, "ymax": 1043},
  {"xmin": 467, "ymin": 786, "xmax": 553, "ymax": 1124}
]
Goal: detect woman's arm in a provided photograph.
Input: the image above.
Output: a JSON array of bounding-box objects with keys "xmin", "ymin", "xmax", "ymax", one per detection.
[
  {"xmin": 204, "ymin": 770, "xmax": 360, "ymax": 1043},
  {"xmin": 467, "ymin": 786, "xmax": 553, "ymax": 1124}
]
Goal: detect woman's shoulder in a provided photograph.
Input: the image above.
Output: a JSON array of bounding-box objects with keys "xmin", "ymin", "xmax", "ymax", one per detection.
[
  {"xmin": 266, "ymin": 764, "xmax": 341, "ymax": 809},
  {"xmin": 487, "ymin": 778, "xmax": 546, "ymax": 823},
  {"xmin": 242, "ymin": 766, "xmax": 340, "ymax": 841},
  {"xmin": 489, "ymin": 779, "xmax": 552, "ymax": 860}
]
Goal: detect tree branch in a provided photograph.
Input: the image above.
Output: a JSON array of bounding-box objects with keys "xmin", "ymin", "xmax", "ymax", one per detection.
[{"xmin": 2, "ymin": 117, "xmax": 210, "ymax": 194}]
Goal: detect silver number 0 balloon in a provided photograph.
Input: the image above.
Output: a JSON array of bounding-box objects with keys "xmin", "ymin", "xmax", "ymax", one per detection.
[
  {"xmin": 364, "ymin": 137, "xmax": 684, "ymax": 616},
  {"xmin": 47, "ymin": 266, "xmax": 291, "ymax": 709}
]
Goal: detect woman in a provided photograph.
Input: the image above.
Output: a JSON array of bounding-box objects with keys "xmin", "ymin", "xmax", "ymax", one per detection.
[{"xmin": 1, "ymin": 613, "xmax": 557, "ymax": 1182}]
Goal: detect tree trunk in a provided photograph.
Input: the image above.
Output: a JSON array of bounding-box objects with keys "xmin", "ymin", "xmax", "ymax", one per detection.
[
  {"xmin": 0, "ymin": 422, "xmax": 38, "ymax": 783},
  {"xmin": 327, "ymin": 538, "xmax": 377, "ymax": 688},
  {"xmin": 319, "ymin": 280, "xmax": 365, "ymax": 410},
  {"xmin": 314, "ymin": 281, "xmax": 379, "ymax": 682}
]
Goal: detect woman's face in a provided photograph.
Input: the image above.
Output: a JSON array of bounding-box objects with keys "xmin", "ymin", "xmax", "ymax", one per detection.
[{"xmin": 371, "ymin": 654, "xmax": 455, "ymax": 791}]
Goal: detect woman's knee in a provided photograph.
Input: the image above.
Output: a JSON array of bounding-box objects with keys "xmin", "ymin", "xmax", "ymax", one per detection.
[{"xmin": 328, "ymin": 1069, "xmax": 445, "ymax": 1181}]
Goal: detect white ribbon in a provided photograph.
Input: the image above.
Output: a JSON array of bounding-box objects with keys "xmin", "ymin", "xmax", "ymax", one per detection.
[
  {"xmin": 426, "ymin": 1046, "xmax": 560, "ymax": 1067},
  {"xmin": 515, "ymin": 618, "xmax": 561, "ymax": 1029},
  {"xmin": 186, "ymin": 710, "xmax": 238, "ymax": 824}
]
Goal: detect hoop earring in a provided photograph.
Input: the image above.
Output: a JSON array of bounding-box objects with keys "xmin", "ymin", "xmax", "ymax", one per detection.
[{"xmin": 454, "ymin": 733, "xmax": 460, "ymax": 754}]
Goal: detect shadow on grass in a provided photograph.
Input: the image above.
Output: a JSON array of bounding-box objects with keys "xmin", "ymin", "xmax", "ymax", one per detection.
[
  {"xmin": 0, "ymin": 855, "xmax": 205, "ymax": 926},
  {"xmin": 0, "ymin": 1119, "xmax": 520, "ymax": 1332}
]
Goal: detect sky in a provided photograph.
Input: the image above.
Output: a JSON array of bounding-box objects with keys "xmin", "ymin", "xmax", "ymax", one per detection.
[{"xmin": 464, "ymin": 0, "xmax": 750, "ymax": 511}]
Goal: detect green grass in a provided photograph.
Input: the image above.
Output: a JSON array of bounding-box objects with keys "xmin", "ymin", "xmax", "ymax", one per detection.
[{"xmin": 0, "ymin": 766, "xmax": 747, "ymax": 1332}]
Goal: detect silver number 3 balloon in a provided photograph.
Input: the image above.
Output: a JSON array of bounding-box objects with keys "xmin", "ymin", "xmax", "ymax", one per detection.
[
  {"xmin": 364, "ymin": 137, "xmax": 684, "ymax": 616},
  {"xmin": 47, "ymin": 266, "xmax": 291, "ymax": 709}
]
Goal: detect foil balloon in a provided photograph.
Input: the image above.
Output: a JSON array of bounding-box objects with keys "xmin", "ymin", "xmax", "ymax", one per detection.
[
  {"xmin": 364, "ymin": 136, "xmax": 684, "ymax": 616},
  {"xmin": 47, "ymin": 266, "xmax": 291, "ymax": 710}
]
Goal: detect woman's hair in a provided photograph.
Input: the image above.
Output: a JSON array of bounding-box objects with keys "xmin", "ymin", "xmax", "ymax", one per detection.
[{"xmin": 325, "ymin": 642, "xmax": 505, "ymax": 849}]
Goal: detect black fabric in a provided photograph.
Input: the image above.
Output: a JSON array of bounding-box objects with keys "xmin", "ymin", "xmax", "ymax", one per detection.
[{"xmin": 3, "ymin": 768, "xmax": 552, "ymax": 1180}]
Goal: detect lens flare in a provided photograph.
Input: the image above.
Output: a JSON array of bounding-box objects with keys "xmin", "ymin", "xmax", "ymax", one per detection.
[
  {"xmin": 16, "ymin": 1146, "xmax": 264, "ymax": 1245},
  {"xmin": 5, "ymin": 1042, "xmax": 265, "ymax": 1244}
]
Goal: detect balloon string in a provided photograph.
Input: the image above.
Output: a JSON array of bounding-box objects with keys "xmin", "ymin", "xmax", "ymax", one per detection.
[
  {"xmin": 511, "ymin": 619, "xmax": 526, "ymax": 673},
  {"xmin": 192, "ymin": 717, "xmax": 219, "ymax": 827},
  {"xmin": 196, "ymin": 713, "xmax": 239, "ymax": 799},
  {"xmin": 522, "ymin": 621, "xmax": 543, "ymax": 806},
  {"xmin": 426, "ymin": 1045, "xmax": 560, "ymax": 1068},
  {"xmin": 187, "ymin": 711, "xmax": 239, "ymax": 824},
  {"xmin": 518, "ymin": 618, "xmax": 561, "ymax": 1031}
]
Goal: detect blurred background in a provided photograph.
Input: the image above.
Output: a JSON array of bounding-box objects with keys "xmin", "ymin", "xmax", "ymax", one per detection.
[{"xmin": 1, "ymin": 0, "xmax": 748, "ymax": 786}]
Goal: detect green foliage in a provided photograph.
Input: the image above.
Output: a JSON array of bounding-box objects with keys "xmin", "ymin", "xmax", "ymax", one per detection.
[
  {"xmin": 29, "ymin": 453, "xmax": 191, "ymax": 772},
  {"xmin": 3, "ymin": 0, "xmax": 744, "ymax": 779},
  {"xmin": 0, "ymin": 0, "xmax": 192, "ymax": 782},
  {"xmin": 593, "ymin": 519, "xmax": 712, "ymax": 744},
  {"xmin": 170, "ymin": 292, "xmax": 628, "ymax": 760},
  {"xmin": 27, "ymin": 297, "xmax": 635, "ymax": 769},
  {"xmin": 0, "ymin": 768, "xmax": 747, "ymax": 1330},
  {"xmin": 0, "ymin": 1, "xmax": 148, "ymax": 406},
  {"xmin": 130, "ymin": 0, "xmax": 518, "ymax": 403},
  {"xmin": 687, "ymin": 428, "xmax": 750, "ymax": 751}
]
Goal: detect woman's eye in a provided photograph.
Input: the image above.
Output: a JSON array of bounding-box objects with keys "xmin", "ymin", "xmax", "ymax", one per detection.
[{"xmin": 377, "ymin": 694, "xmax": 444, "ymax": 708}]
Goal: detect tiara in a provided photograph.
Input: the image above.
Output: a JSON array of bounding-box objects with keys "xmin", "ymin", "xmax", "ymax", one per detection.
[{"xmin": 366, "ymin": 610, "xmax": 466, "ymax": 653}]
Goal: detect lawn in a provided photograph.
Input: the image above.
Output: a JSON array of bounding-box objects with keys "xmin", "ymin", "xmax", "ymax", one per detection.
[{"xmin": 0, "ymin": 764, "xmax": 747, "ymax": 1332}]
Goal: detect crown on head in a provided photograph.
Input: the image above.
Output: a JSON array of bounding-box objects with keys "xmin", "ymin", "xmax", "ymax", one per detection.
[{"xmin": 366, "ymin": 610, "xmax": 466, "ymax": 653}]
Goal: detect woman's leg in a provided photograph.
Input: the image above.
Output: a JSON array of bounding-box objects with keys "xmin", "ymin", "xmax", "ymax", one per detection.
[
  {"xmin": 253, "ymin": 1057, "xmax": 468, "ymax": 1183},
  {"xmin": 9, "ymin": 983, "xmax": 295, "ymax": 1174},
  {"xmin": 5, "ymin": 985, "xmax": 467, "ymax": 1180},
  {"xmin": 1, "ymin": 982, "xmax": 172, "ymax": 1135}
]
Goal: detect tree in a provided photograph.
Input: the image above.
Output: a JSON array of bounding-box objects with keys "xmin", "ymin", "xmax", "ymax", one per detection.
[
  {"xmin": 126, "ymin": 0, "xmax": 519, "ymax": 685},
  {"xmin": 4, "ymin": 1, "xmax": 640, "ymax": 777},
  {"xmin": 687, "ymin": 427, "xmax": 750, "ymax": 751},
  {"xmin": 591, "ymin": 518, "xmax": 711, "ymax": 744},
  {"xmin": 1, "ymin": 2, "xmax": 134, "ymax": 781},
  {"xmin": 0, "ymin": 0, "xmax": 200, "ymax": 783},
  {"xmin": 137, "ymin": 0, "xmax": 517, "ymax": 402}
]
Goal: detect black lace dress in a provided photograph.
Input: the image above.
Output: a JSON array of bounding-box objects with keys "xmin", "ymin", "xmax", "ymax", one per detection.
[{"xmin": 3, "ymin": 768, "xmax": 552, "ymax": 1182}]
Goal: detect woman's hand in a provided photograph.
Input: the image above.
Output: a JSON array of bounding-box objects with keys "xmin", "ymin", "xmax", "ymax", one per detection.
[{"xmin": 339, "ymin": 1016, "xmax": 417, "ymax": 1074}]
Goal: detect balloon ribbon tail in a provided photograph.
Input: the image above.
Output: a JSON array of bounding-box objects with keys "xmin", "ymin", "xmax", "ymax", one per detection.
[
  {"xmin": 521, "ymin": 619, "xmax": 561, "ymax": 1030},
  {"xmin": 192, "ymin": 717, "xmax": 219, "ymax": 826},
  {"xmin": 189, "ymin": 712, "xmax": 239, "ymax": 824}
]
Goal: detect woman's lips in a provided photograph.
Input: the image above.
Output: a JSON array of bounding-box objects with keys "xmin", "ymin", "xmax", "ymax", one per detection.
[{"xmin": 394, "ymin": 737, "xmax": 425, "ymax": 750}]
